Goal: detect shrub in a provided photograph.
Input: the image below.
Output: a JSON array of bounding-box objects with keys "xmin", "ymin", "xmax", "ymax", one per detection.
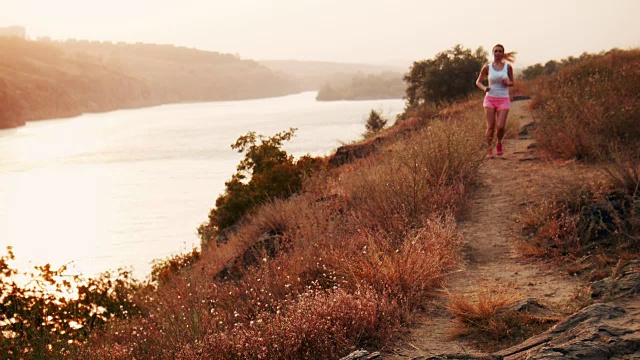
[
  {"xmin": 150, "ymin": 248, "xmax": 200, "ymax": 284},
  {"xmin": 176, "ymin": 287, "xmax": 399, "ymax": 360},
  {"xmin": 521, "ymin": 52, "xmax": 598, "ymax": 81},
  {"xmin": 404, "ymin": 44, "xmax": 487, "ymax": 108},
  {"xmin": 364, "ymin": 109, "xmax": 388, "ymax": 137},
  {"xmin": 0, "ymin": 247, "xmax": 141, "ymax": 359},
  {"xmin": 341, "ymin": 113, "xmax": 484, "ymax": 239},
  {"xmin": 448, "ymin": 287, "xmax": 558, "ymax": 351},
  {"xmin": 519, "ymin": 171, "xmax": 640, "ymax": 279},
  {"xmin": 198, "ymin": 128, "xmax": 326, "ymax": 243},
  {"xmin": 531, "ymin": 49, "xmax": 640, "ymax": 160},
  {"xmin": 327, "ymin": 215, "xmax": 461, "ymax": 310}
]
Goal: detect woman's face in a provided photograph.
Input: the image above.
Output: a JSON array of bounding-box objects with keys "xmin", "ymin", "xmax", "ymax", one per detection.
[{"xmin": 493, "ymin": 47, "xmax": 504, "ymax": 61}]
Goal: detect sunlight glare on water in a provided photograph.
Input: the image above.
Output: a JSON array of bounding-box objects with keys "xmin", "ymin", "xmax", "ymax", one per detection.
[{"xmin": 0, "ymin": 92, "xmax": 405, "ymax": 278}]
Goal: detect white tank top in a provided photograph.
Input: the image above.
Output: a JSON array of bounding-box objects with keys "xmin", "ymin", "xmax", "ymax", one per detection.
[{"xmin": 487, "ymin": 63, "xmax": 510, "ymax": 98}]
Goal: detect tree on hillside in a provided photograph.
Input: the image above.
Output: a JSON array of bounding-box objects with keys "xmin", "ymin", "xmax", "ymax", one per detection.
[
  {"xmin": 404, "ymin": 45, "xmax": 487, "ymax": 108},
  {"xmin": 198, "ymin": 129, "xmax": 325, "ymax": 243},
  {"xmin": 364, "ymin": 109, "xmax": 388, "ymax": 137}
]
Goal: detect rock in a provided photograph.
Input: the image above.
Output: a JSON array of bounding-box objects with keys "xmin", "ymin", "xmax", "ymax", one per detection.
[
  {"xmin": 418, "ymin": 355, "xmax": 501, "ymax": 359},
  {"xmin": 340, "ymin": 350, "xmax": 382, "ymax": 360},
  {"xmin": 591, "ymin": 260, "xmax": 640, "ymax": 300},
  {"xmin": 498, "ymin": 298, "xmax": 559, "ymax": 320},
  {"xmin": 403, "ymin": 301, "xmax": 639, "ymax": 360},
  {"xmin": 494, "ymin": 303, "xmax": 640, "ymax": 359},
  {"xmin": 214, "ymin": 230, "xmax": 286, "ymax": 281},
  {"xmin": 328, "ymin": 137, "xmax": 382, "ymax": 167},
  {"xmin": 518, "ymin": 122, "xmax": 536, "ymax": 137}
]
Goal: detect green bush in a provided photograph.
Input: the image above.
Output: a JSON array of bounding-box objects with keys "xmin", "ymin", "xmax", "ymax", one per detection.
[
  {"xmin": 403, "ymin": 44, "xmax": 487, "ymax": 109},
  {"xmin": 521, "ymin": 52, "xmax": 599, "ymax": 81},
  {"xmin": 364, "ymin": 109, "xmax": 388, "ymax": 136},
  {"xmin": 198, "ymin": 128, "xmax": 325, "ymax": 242}
]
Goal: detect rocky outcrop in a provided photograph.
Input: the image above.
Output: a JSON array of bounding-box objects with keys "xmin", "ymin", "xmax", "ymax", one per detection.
[
  {"xmin": 339, "ymin": 350, "xmax": 382, "ymax": 360},
  {"xmin": 328, "ymin": 137, "xmax": 383, "ymax": 167},
  {"xmin": 494, "ymin": 302, "xmax": 640, "ymax": 359},
  {"xmin": 342, "ymin": 267, "xmax": 640, "ymax": 360},
  {"xmin": 591, "ymin": 260, "xmax": 640, "ymax": 301},
  {"xmin": 214, "ymin": 230, "xmax": 286, "ymax": 281},
  {"xmin": 373, "ymin": 302, "xmax": 639, "ymax": 360},
  {"xmin": 423, "ymin": 263, "xmax": 640, "ymax": 359},
  {"xmin": 497, "ymin": 298, "xmax": 560, "ymax": 320}
]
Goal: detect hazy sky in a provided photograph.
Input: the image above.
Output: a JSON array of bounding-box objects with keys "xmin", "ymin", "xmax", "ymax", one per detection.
[{"xmin": 2, "ymin": 0, "xmax": 640, "ymax": 67}]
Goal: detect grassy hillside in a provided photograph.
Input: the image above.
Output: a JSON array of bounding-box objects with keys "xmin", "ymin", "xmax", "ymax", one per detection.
[
  {"xmin": 2, "ymin": 47, "xmax": 638, "ymax": 359},
  {"xmin": 79, "ymin": 47, "xmax": 638, "ymax": 359},
  {"xmin": 0, "ymin": 38, "xmax": 152, "ymax": 128},
  {"xmin": 0, "ymin": 38, "xmax": 300, "ymax": 129}
]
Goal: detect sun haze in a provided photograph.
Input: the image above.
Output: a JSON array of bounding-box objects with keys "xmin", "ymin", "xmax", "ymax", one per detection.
[{"xmin": 2, "ymin": 0, "xmax": 640, "ymax": 66}]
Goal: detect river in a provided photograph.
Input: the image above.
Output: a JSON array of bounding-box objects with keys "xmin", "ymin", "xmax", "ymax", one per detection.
[{"xmin": 0, "ymin": 92, "xmax": 405, "ymax": 279}]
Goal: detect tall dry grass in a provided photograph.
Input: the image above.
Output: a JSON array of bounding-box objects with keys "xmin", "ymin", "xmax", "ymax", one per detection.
[
  {"xmin": 447, "ymin": 287, "xmax": 558, "ymax": 351},
  {"xmin": 518, "ymin": 167, "xmax": 640, "ymax": 280},
  {"xmin": 326, "ymin": 215, "xmax": 462, "ymax": 310},
  {"xmin": 77, "ymin": 98, "xmax": 487, "ymax": 359},
  {"xmin": 519, "ymin": 49, "xmax": 640, "ymax": 280},
  {"xmin": 531, "ymin": 49, "xmax": 640, "ymax": 161},
  {"xmin": 340, "ymin": 112, "xmax": 485, "ymax": 240}
]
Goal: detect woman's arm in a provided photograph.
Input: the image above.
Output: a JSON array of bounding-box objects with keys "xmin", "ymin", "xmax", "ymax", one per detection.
[
  {"xmin": 503, "ymin": 64, "xmax": 515, "ymax": 87},
  {"xmin": 476, "ymin": 65, "xmax": 490, "ymax": 92}
]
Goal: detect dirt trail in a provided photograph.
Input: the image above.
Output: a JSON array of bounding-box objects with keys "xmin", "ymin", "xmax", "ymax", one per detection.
[{"xmin": 385, "ymin": 100, "xmax": 583, "ymax": 358}]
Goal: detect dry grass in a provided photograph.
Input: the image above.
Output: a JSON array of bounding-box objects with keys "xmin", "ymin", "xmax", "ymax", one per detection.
[
  {"xmin": 340, "ymin": 112, "xmax": 485, "ymax": 240},
  {"xmin": 517, "ymin": 160, "xmax": 640, "ymax": 281},
  {"xmin": 447, "ymin": 287, "xmax": 558, "ymax": 351},
  {"xmin": 75, "ymin": 97, "xmax": 489, "ymax": 359},
  {"xmin": 531, "ymin": 49, "xmax": 640, "ymax": 161},
  {"xmin": 601, "ymin": 148, "xmax": 640, "ymax": 195},
  {"xmin": 327, "ymin": 215, "xmax": 462, "ymax": 310}
]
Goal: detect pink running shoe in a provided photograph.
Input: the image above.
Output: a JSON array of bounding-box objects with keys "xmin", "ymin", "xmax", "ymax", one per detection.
[
  {"xmin": 487, "ymin": 149, "xmax": 495, "ymax": 158},
  {"xmin": 496, "ymin": 142, "xmax": 503, "ymax": 156}
]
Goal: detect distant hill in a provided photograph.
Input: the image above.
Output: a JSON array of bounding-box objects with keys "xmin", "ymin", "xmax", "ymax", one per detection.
[
  {"xmin": 315, "ymin": 71, "xmax": 405, "ymax": 101},
  {"xmin": 259, "ymin": 59, "xmax": 407, "ymax": 90},
  {"xmin": 0, "ymin": 25, "xmax": 26, "ymax": 39},
  {"xmin": 0, "ymin": 38, "xmax": 300, "ymax": 129}
]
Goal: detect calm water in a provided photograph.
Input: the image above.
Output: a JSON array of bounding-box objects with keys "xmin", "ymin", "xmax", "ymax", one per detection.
[{"xmin": 0, "ymin": 92, "xmax": 405, "ymax": 278}]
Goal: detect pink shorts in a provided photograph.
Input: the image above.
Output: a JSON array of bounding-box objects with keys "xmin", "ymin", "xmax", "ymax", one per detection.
[{"xmin": 483, "ymin": 96, "xmax": 510, "ymax": 110}]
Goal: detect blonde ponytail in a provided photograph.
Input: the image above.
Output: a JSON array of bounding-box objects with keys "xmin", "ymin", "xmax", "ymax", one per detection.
[{"xmin": 504, "ymin": 51, "xmax": 517, "ymax": 63}]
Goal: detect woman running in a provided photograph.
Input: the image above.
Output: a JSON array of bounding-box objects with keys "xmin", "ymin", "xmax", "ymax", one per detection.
[{"xmin": 475, "ymin": 44, "xmax": 516, "ymax": 158}]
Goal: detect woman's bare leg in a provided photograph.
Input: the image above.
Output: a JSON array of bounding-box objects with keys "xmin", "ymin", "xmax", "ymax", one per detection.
[
  {"xmin": 496, "ymin": 109, "xmax": 509, "ymax": 144},
  {"xmin": 485, "ymin": 107, "xmax": 496, "ymax": 148}
]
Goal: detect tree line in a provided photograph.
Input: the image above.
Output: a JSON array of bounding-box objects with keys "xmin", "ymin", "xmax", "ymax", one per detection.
[{"xmin": 0, "ymin": 37, "xmax": 300, "ymax": 129}]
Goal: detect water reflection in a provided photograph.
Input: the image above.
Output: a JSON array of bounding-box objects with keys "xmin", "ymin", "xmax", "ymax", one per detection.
[{"xmin": 0, "ymin": 92, "xmax": 405, "ymax": 278}]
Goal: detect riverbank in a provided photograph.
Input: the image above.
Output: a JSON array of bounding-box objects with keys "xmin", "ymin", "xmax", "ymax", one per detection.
[{"xmin": 0, "ymin": 37, "xmax": 299, "ymax": 130}]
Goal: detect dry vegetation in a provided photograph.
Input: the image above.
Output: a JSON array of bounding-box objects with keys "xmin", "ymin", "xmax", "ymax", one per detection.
[
  {"xmin": 5, "ymin": 46, "xmax": 638, "ymax": 359},
  {"xmin": 432, "ymin": 49, "xmax": 640, "ymax": 353},
  {"xmin": 518, "ymin": 49, "xmax": 640, "ymax": 282},
  {"xmin": 69, "ymin": 97, "xmax": 487, "ymax": 359},
  {"xmin": 447, "ymin": 287, "xmax": 559, "ymax": 351},
  {"xmin": 94, "ymin": 48, "xmax": 636, "ymax": 359}
]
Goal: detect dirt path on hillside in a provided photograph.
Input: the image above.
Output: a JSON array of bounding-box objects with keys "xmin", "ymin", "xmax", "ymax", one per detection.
[{"xmin": 384, "ymin": 100, "xmax": 584, "ymax": 358}]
